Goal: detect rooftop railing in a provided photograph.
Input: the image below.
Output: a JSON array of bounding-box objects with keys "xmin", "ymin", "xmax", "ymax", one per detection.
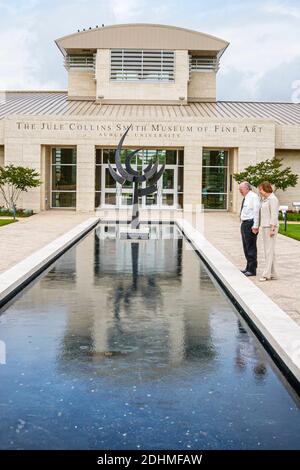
[
  {"xmin": 189, "ymin": 56, "xmax": 219, "ymax": 74},
  {"xmin": 65, "ymin": 54, "xmax": 96, "ymax": 71}
]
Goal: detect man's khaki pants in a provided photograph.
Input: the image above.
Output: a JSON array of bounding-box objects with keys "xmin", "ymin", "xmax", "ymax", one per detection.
[{"xmin": 261, "ymin": 226, "xmax": 279, "ymax": 279}]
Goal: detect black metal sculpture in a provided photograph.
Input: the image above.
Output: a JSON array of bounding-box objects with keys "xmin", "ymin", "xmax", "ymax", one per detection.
[{"xmin": 108, "ymin": 127, "xmax": 165, "ymax": 229}]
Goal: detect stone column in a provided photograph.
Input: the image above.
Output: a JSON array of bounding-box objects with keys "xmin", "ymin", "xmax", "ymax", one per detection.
[
  {"xmin": 76, "ymin": 144, "xmax": 95, "ymax": 212},
  {"xmin": 5, "ymin": 142, "xmax": 42, "ymax": 212},
  {"xmin": 234, "ymin": 147, "xmax": 257, "ymax": 214},
  {"xmin": 22, "ymin": 144, "xmax": 42, "ymax": 211},
  {"xmin": 183, "ymin": 145, "xmax": 203, "ymax": 227},
  {"xmin": 229, "ymin": 148, "xmax": 238, "ymax": 213}
]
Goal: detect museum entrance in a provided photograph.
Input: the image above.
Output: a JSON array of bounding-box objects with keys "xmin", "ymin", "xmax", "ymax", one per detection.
[{"xmin": 95, "ymin": 148, "xmax": 184, "ymax": 209}]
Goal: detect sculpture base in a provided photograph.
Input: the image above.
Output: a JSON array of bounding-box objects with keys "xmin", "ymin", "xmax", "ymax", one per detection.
[{"xmin": 119, "ymin": 227, "xmax": 150, "ymax": 239}]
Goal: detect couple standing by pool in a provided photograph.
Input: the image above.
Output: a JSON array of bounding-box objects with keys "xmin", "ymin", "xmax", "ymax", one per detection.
[{"xmin": 239, "ymin": 181, "xmax": 279, "ymax": 282}]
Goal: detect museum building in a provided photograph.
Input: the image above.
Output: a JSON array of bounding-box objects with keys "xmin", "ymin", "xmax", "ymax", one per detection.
[{"xmin": 0, "ymin": 23, "xmax": 300, "ymax": 213}]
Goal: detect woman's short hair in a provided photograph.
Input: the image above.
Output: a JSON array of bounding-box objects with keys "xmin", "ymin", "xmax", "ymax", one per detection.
[{"xmin": 258, "ymin": 181, "xmax": 273, "ymax": 193}]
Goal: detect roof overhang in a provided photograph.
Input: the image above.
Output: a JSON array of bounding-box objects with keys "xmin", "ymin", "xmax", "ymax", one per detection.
[{"xmin": 55, "ymin": 23, "xmax": 229, "ymax": 57}]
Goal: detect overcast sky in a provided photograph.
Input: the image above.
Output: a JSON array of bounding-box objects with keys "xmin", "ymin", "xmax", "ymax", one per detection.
[{"xmin": 0, "ymin": 0, "xmax": 299, "ymax": 101}]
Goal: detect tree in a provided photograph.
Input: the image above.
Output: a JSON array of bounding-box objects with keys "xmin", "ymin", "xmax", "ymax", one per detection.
[
  {"xmin": 233, "ymin": 158, "xmax": 298, "ymax": 192},
  {"xmin": 0, "ymin": 165, "xmax": 41, "ymax": 218}
]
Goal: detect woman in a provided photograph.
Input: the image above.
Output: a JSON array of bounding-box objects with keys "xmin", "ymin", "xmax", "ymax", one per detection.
[{"xmin": 258, "ymin": 181, "xmax": 280, "ymax": 281}]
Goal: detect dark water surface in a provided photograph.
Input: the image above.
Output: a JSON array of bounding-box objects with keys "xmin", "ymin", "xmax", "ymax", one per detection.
[{"xmin": 0, "ymin": 225, "xmax": 300, "ymax": 450}]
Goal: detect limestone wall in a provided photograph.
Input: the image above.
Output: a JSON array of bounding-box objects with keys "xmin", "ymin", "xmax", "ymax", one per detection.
[
  {"xmin": 188, "ymin": 72, "xmax": 216, "ymax": 102},
  {"xmin": 275, "ymin": 149, "xmax": 300, "ymax": 208},
  {"xmin": 96, "ymin": 50, "xmax": 189, "ymax": 104},
  {"xmin": 68, "ymin": 70, "xmax": 96, "ymax": 100}
]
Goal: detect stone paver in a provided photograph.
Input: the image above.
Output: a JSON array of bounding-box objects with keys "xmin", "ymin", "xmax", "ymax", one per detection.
[
  {"xmin": 203, "ymin": 213, "xmax": 300, "ymax": 326},
  {"xmin": 0, "ymin": 211, "xmax": 93, "ymax": 273}
]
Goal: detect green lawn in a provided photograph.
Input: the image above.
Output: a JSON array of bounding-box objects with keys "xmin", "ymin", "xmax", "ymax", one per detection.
[
  {"xmin": 0, "ymin": 219, "xmax": 17, "ymax": 227},
  {"xmin": 279, "ymin": 223, "xmax": 300, "ymax": 241}
]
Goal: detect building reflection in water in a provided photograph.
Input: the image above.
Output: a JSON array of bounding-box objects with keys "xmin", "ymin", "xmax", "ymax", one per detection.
[
  {"xmin": 235, "ymin": 320, "xmax": 267, "ymax": 380},
  {"xmin": 52, "ymin": 226, "xmax": 220, "ymax": 377},
  {"xmin": 36, "ymin": 225, "xmax": 268, "ymax": 385}
]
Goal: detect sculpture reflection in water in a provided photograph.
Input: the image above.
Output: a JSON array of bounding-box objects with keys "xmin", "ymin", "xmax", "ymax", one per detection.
[
  {"xmin": 112, "ymin": 241, "xmax": 162, "ymax": 319},
  {"xmin": 108, "ymin": 126, "xmax": 165, "ymax": 229}
]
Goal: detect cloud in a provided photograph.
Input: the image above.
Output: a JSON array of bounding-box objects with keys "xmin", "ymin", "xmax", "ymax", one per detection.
[
  {"xmin": 263, "ymin": 0, "xmax": 300, "ymax": 18},
  {"xmin": 213, "ymin": 1, "xmax": 300, "ymax": 100},
  {"xmin": 255, "ymin": 56, "xmax": 300, "ymax": 102},
  {"xmin": 0, "ymin": 0, "xmax": 299, "ymax": 101},
  {"xmin": 110, "ymin": 0, "xmax": 146, "ymax": 21}
]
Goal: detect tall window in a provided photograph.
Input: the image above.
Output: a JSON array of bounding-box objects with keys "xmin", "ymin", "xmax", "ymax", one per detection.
[
  {"xmin": 95, "ymin": 148, "xmax": 183, "ymax": 209},
  {"xmin": 51, "ymin": 148, "xmax": 76, "ymax": 208},
  {"xmin": 202, "ymin": 150, "xmax": 228, "ymax": 210},
  {"xmin": 110, "ymin": 49, "xmax": 175, "ymax": 81}
]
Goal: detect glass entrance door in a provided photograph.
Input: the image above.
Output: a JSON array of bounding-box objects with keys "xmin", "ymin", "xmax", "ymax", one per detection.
[
  {"xmin": 101, "ymin": 164, "xmax": 177, "ymax": 208},
  {"xmin": 161, "ymin": 166, "xmax": 177, "ymax": 207}
]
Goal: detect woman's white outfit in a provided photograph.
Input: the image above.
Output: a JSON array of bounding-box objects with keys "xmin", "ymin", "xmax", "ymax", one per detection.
[{"xmin": 260, "ymin": 193, "xmax": 279, "ymax": 279}]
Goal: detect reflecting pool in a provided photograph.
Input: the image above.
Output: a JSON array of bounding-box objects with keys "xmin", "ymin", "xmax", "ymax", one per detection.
[{"xmin": 0, "ymin": 225, "xmax": 300, "ymax": 449}]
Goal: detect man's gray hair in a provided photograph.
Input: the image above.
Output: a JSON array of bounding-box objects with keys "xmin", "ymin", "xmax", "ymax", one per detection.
[{"xmin": 240, "ymin": 181, "xmax": 252, "ymax": 190}]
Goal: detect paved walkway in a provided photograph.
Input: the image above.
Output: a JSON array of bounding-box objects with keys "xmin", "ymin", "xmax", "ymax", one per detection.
[
  {"xmin": 203, "ymin": 213, "xmax": 300, "ymax": 326},
  {"xmin": 0, "ymin": 211, "xmax": 93, "ymax": 273}
]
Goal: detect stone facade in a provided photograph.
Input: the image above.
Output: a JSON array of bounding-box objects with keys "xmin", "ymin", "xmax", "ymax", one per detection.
[
  {"xmin": 94, "ymin": 50, "xmax": 190, "ymax": 104},
  {"xmin": 68, "ymin": 70, "xmax": 96, "ymax": 100},
  {"xmin": 188, "ymin": 72, "xmax": 216, "ymax": 102},
  {"xmin": 0, "ymin": 24, "xmax": 299, "ymax": 214},
  {"xmin": 1, "ymin": 115, "xmax": 298, "ymax": 213}
]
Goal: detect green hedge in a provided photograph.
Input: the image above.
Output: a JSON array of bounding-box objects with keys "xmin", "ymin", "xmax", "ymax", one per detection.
[
  {"xmin": 278, "ymin": 212, "xmax": 300, "ymax": 221},
  {"xmin": 0, "ymin": 208, "xmax": 33, "ymax": 217}
]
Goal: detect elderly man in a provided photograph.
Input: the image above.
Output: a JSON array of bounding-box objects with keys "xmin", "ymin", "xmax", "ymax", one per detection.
[{"xmin": 239, "ymin": 182, "xmax": 260, "ymax": 276}]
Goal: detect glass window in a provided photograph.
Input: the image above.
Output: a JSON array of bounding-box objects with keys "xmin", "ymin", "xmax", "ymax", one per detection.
[
  {"xmin": 105, "ymin": 168, "xmax": 117, "ymax": 189},
  {"xmin": 178, "ymin": 193, "xmax": 183, "ymax": 209},
  {"xmin": 52, "ymin": 192, "xmax": 76, "ymax": 208},
  {"xmin": 52, "ymin": 148, "xmax": 76, "ymax": 165},
  {"xmin": 166, "ymin": 150, "xmax": 177, "ymax": 164},
  {"xmin": 202, "ymin": 167, "xmax": 227, "ymax": 193},
  {"xmin": 162, "ymin": 194, "xmax": 174, "ymax": 206},
  {"xmin": 110, "ymin": 49, "xmax": 175, "ymax": 82},
  {"xmin": 95, "ymin": 192, "xmax": 101, "ymax": 208},
  {"xmin": 97, "ymin": 148, "xmax": 183, "ymax": 208},
  {"xmin": 120, "ymin": 149, "xmax": 128, "ymax": 164},
  {"xmin": 95, "ymin": 165, "xmax": 101, "ymax": 191},
  {"xmin": 163, "ymin": 169, "xmax": 175, "ymax": 190},
  {"xmin": 146, "ymin": 193, "xmax": 157, "ymax": 206},
  {"xmin": 202, "ymin": 150, "xmax": 228, "ymax": 167},
  {"xmin": 123, "ymin": 179, "xmax": 133, "ymax": 189},
  {"xmin": 178, "ymin": 150, "xmax": 184, "ymax": 166},
  {"xmin": 120, "ymin": 193, "xmax": 133, "ymax": 206},
  {"xmin": 157, "ymin": 150, "xmax": 166, "ymax": 165},
  {"xmin": 96, "ymin": 149, "xmax": 102, "ymax": 165},
  {"xmin": 51, "ymin": 147, "xmax": 76, "ymax": 208},
  {"xmin": 202, "ymin": 194, "xmax": 227, "ymax": 210},
  {"xmin": 105, "ymin": 193, "xmax": 116, "ymax": 205},
  {"xmin": 103, "ymin": 149, "xmax": 115, "ymax": 163},
  {"xmin": 52, "ymin": 166, "xmax": 76, "ymax": 191},
  {"xmin": 202, "ymin": 149, "xmax": 228, "ymax": 210},
  {"xmin": 178, "ymin": 166, "xmax": 184, "ymax": 192}
]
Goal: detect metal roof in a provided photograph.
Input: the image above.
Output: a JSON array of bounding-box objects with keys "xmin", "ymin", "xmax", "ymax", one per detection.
[{"xmin": 1, "ymin": 91, "xmax": 300, "ymax": 125}]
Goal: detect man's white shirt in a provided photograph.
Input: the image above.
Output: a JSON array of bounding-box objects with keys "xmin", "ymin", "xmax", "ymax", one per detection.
[{"xmin": 240, "ymin": 191, "xmax": 260, "ymax": 228}]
